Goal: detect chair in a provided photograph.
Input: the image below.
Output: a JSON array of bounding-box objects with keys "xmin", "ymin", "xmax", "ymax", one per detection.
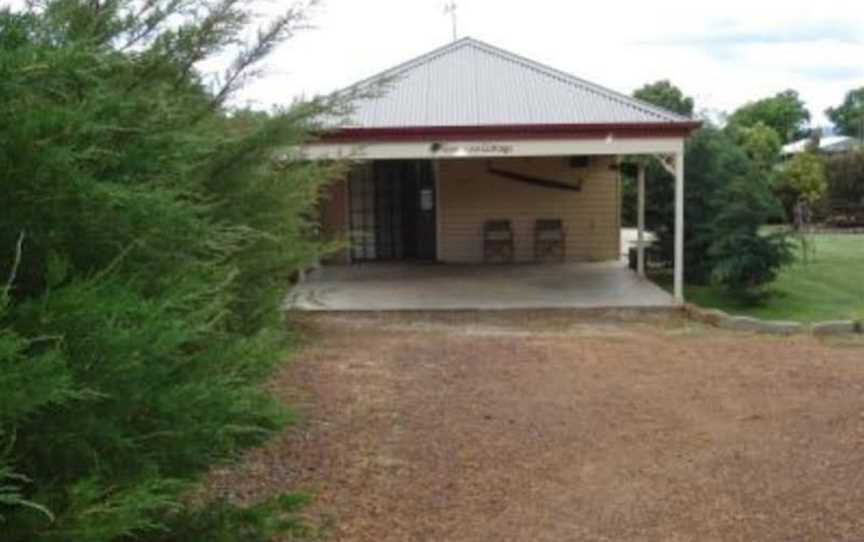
[
  {"xmin": 534, "ymin": 219, "xmax": 565, "ymax": 262},
  {"xmin": 483, "ymin": 220, "xmax": 514, "ymax": 263}
]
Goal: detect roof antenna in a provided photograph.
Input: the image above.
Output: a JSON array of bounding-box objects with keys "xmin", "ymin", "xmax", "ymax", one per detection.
[{"xmin": 444, "ymin": 1, "xmax": 458, "ymax": 41}]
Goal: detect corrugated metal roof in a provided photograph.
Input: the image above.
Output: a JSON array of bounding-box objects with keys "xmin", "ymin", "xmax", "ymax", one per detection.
[
  {"xmin": 336, "ymin": 37, "xmax": 691, "ymax": 129},
  {"xmin": 781, "ymin": 135, "xmax": 860, "ymax": 155}
]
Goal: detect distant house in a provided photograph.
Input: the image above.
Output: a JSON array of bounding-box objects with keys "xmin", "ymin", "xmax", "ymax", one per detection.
[
  {"xmin": 297, "ymin": 37, "xmax": 699, "ymax": 307},
  {"xmin": 781, "ymin": 135, "xmax": 861, "ymax": 157}
]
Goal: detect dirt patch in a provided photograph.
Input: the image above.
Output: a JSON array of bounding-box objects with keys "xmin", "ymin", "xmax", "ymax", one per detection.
[{"xmin": 208, "ymin": 312, "xmax": 864, "ymax": 541}]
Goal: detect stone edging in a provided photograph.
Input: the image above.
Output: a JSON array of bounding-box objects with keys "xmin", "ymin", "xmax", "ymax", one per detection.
[{"xmin": 683, "ymin": 304, "xmax": 864, "ymax": 337}]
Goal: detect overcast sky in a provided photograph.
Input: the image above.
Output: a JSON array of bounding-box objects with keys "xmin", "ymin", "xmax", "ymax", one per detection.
[{"xmin": 229, "ymin": 0, "xmax": 863, "ymax": 126}]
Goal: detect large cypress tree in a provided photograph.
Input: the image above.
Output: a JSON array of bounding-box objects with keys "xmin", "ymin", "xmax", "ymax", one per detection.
[{"xmin": 0, "ymin": 1, "xmax": 343, "ymax": 539}]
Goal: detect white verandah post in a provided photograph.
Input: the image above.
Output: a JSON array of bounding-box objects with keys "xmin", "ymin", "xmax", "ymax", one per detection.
[
  {"xmin": 673, "ymin": 149, "xmax": 685, "ymax": 304},
  {"xmin": 636, "ymin": 163, "xmax": 646, "ymax": 278}
]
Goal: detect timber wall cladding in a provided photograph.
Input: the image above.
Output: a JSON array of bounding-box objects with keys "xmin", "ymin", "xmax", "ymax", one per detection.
[
  {"xmin": 437, "ymin": 156, "xmax": 620, "ymax": 263},
  {"xmin": 319, "ymin": 177, "xmax": 350, "ymax": 264}
]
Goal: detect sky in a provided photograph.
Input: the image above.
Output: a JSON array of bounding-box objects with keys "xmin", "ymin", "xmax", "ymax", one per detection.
[{"xmin": 228, "ymin": 0, "xmax": 864, "ymax": 127}]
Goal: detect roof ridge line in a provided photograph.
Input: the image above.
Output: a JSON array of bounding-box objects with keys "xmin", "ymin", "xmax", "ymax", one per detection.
[
  {"xmin": 337, "ymin": 37, "xmax": 476, "ymax": 96},
  {"xmin": 464, "ymin": 38, "xmax": 692, "ymax": 123}
]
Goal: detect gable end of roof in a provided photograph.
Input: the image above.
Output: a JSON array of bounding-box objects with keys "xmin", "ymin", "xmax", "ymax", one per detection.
[{"xmin": 332, "ymin": 37, "xmax": 697, "ymax": 131}]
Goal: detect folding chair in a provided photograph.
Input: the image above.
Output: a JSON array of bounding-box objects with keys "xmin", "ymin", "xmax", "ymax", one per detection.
[
  {"xmin": 483, "ymin": 220, "xmax": 514, "ymax": 263},
  {"xmin": 534, "ymin": 219, "xmax": 565, "ymax": 262}
]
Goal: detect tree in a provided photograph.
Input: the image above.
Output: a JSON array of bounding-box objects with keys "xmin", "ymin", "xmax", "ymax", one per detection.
[
  {"xmin": 629, "ymin": 82, "xmax": 793, "ymax": 298},
  {"xmin": 727, "ymin": 90, "xmax": 811, "ymax": 144},
  {"xmin": 778, "ymin": 152, "xmax": 828, "ymax": 205},
  {"xmin": 627, "ymin": 82, "xmax": 720, "ymax": 283},
  {"xmin": 633, "ymin": 80, "xmax": 694, "ymax": 116},
  {"xmin": 826, "ymin": 87, "xmax": 864, "ymax": 139},
  {"xmin": 734, "ymin": 121, "xmax": 783, "ymax": 173},
  {"xmin": 0, "ymin": 1, "xmax": 345, "ymax": 540},
  {"xmin": 707, "ymin": 173, "xmax": 794, "ymax": 302},
  {"xmin": 622, "ymin": 124, "xmax": 746, "ymax": 283},
  {"xmin": 622, "ymin": 81, "xmax": 694, "ymax": 226},
  {"xmin": 644, "ymin": 125, "xmax": 758, "ymax": 284}
]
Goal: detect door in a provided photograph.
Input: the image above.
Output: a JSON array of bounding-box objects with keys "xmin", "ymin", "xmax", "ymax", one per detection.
[
  {"xmin": 349, "ymin": 161, "xmax": 436, "ymax": 262},
  {"xmin": 372, "ymin": 162, "xmax": 405, "ymax": 260},
  {"xmin": 402, "ymin": 161, "xmax": 437, "ymax": 261}
]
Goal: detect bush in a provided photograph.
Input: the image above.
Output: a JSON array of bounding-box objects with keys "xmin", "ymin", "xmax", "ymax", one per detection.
[
  {"xmin": 629, "ymin": 82, "xmax": 795, "ymax": 299},
  {"xmin": 0, "ymin": 1, "xmax": 342, "ymax": 539},
  {"xmin": 707, "ymin": 177, "xmax": 794, "ymax": 302},
  {"xmin": 626, "ymin": 124, "xmax": 793, "ymax": 299},
  {"xmin": 642, "ymin": 125, "xmax": 753, "ymax": 284}
]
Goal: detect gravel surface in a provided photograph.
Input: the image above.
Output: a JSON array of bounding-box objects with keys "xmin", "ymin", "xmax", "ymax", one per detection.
[{"xmin": 207, "ymin": 311, "xmax": 864, "ymax": 541}]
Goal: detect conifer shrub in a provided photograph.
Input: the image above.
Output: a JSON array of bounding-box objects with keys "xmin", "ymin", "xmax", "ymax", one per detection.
[
  {"xmin": 707, "ymin": 176, "xmax": 794, "ymax": 302},
  {"xmin": 0, "ymin": 0, "xmax": 344, "ymax": 539}
]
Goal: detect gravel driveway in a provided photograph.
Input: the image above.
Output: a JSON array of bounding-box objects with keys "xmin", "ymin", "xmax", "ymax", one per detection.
[{"xmin": 209, "ymin": 311, "xmax": 864, "ymax": 541}]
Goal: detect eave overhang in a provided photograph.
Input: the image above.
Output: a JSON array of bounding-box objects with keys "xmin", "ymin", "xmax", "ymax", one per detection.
[{"xmin": 318, "ymin": 122, "xmax": 703, "ymax": 144}]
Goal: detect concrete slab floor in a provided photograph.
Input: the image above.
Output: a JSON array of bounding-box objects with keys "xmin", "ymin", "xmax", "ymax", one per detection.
[{"xmin": 285, "ymin": 261, "xmax": 675, "ymax": 311}]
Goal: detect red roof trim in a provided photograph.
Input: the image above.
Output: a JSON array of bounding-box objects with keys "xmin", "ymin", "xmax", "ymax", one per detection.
[{"xmin": 319, "ymin": 122, "xmax": 702, "ymax": 143}]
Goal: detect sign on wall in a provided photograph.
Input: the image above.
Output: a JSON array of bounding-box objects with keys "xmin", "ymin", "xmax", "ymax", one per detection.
[{"xmin": 431, "ymin": 142, "xmax": 515, "ymax": 157}]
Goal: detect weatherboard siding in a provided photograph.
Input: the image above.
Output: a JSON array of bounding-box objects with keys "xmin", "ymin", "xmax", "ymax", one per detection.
[
  {"xmin": 319, "ymin": 177, "xmax": 350, "ymax": 264},
  {"xmin": 436, "ymin": 156, "xmax": 620, "ymax": 263},
  {"xmin": 317, "ymin": 157, "xmax": 621, "ymax": 264}
]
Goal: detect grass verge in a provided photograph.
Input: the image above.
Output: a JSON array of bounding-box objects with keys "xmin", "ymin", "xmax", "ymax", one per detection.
[{"xmin": 656, "ymin": 234, "xmax": 864, "ymax": 322}]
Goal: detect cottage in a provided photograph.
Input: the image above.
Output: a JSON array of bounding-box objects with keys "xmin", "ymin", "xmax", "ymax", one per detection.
[{"xmin": 292, "ymin": 37, "xmax": 700, "ymax": 310}]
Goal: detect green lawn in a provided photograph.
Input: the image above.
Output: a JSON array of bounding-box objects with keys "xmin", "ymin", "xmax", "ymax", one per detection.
[{"xmin": 667, "ymin": 234, "xmax": 864, "ymax": 322}]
